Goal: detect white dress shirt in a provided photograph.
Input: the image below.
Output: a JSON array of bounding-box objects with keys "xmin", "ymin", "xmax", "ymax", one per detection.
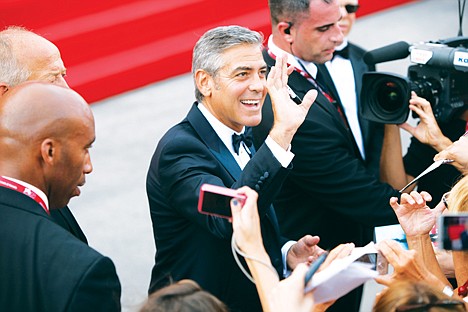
[
  {"xmin": 325, "ymin": 40, "xmax": 366, "ymax": 159},
  {"xmin": 198, "ymin": 103, "xmax": 295, "ymax": 275}
]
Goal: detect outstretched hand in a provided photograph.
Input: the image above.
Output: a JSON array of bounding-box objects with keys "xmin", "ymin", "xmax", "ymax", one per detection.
[
  {"xmin": 267, "ymin": 53, "xmax": 317, "ymax": 150},
  {"xmin": 375, "ymin": 240, "xmax": 445, "ymax": 289},
  {"xmin": 389, "ymin": 191, "xmax": 445, "ymax": 236},
  {"xmin": 287, "ymin": 235, "xmax": 324, "ymax": 270}
]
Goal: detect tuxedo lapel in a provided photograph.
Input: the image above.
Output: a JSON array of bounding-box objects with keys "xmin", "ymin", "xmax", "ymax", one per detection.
[
  {"xmin": 316, "ymin": 63, "xmax": 341, "ymax": 107},
  {"xmin": 187, "ymin": 104, "xmax": 242, "ymax": 180}
]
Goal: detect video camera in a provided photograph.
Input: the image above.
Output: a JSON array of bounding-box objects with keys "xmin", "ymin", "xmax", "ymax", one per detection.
[{"xmin": 360, "ymin": 37, "xmax": 468, "ymax": 124}]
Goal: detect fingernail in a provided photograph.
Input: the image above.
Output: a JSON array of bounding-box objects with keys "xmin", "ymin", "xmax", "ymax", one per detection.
[{"xmin": 232, "ymin": 199, "xmax": 239, "ymax": 206}]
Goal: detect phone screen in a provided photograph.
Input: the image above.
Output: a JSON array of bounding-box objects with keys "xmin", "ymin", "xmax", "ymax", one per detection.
[
  {"xmin": 201, "ymin": 191, "xmax": 235, "ymax": 218},
  {"xmin": 439, "ymin": 214, "xmax": 468, "ymax": 251},
  {"xmin": 198, "ymin": 184, "xmax": 246, "ymax": 219}
]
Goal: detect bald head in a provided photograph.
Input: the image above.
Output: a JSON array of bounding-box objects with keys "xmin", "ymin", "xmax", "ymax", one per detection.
[
  {"xmin": 0, "ymin": 82, "xmax": 92, "ymax": 143},
  {"xmin": 0, "ymin": 26, "xmax": 68, "ymax": 90},
  {"xmin": 0, "ymin": 82, "xmax": 95, "ymax": 209}
]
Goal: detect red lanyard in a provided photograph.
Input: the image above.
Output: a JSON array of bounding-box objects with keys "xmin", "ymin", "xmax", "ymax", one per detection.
[
  {"xmin": 267, "ymin": 49, "xmax": 335, "ymax": 103},
  {"xmin": 0, "ymin": 176, "xmax": 49, "ymax": 214}
]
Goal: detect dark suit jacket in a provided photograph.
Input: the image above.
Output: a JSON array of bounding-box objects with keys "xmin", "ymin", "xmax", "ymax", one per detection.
[
  {"xmin": 147, "ymin": 103, "xmax": 290, "ymax": 312},
  {"xmin": 316, "ymin": 43, "xmax": 383, "ymax": 177},
  {"xmin": 254, "ymin": 50, "xmax": 400, "ymax": 312},
  {"xmin": 0, "ymin": 187, "xmax": 121, "ymax": 312},
  {"xmin": 50, "ymin": 206, "xmax": 88, "ymax": 244},
  {"xmin": 254, "ymin": 49, "xmax": 399, "ymax": 249}
]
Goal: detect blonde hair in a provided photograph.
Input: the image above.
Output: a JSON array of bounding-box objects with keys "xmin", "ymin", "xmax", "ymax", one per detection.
[
  {"xmin": 449, "ymin": 175, "xmax": 468, "ymax": 212},
  {"xmin": 373, "ymin": 281, "xmax": 465, "ymax": 312}
]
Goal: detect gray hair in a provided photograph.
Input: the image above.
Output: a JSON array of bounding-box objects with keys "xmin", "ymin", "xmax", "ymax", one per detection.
[
  {"xmin": 269, "ymin": 0, "xmax": 333, "ymax": 26},
  {"xmin": 0, "ymin": 26, "xmax": 31, "ymax": 87},
  {"xmin": 192, "ymin": 25, "xmax": 264, "ymax": 102}
]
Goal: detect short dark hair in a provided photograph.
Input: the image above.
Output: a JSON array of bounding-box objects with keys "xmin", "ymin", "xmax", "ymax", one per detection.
[
  {"xmin": 141, "ymin": 280, "xmax": 229, "ymax": 312},
  {"xmin": 268, "ymin": 0, "xmax": 334, "ymax": 26}
]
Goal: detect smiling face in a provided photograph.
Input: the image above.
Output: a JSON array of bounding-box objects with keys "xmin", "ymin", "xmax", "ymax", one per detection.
[
  {"xmin": 290, "ymin": 0, "xmax": 343, "ymax": 64},
  {"xmin": 199, "ymin": 44, "xmax": 268, "ymax": 132}
]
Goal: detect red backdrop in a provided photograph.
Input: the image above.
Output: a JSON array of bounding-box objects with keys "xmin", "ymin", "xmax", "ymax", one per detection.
[{"xmin": 0, "ymin": 0, "xmax": 416, "ymax": 103}]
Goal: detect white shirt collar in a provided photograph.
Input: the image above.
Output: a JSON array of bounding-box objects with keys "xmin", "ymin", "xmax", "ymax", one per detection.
[
  {"xmin": 197, "ymin": 103, "xmax": 245, "ymax": 155},
  {"xmin": 267, "ymin": 35, "xmax": 318, "ymax": 79},
  {"xmin": 2, "ymin": 176, "xmax": 49, "ymax": 210},
  {"xmin": 335, "ymin": 39, "xmax": 349, "ymax": 52}
]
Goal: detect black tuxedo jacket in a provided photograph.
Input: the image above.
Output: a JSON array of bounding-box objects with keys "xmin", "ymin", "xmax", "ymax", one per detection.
[
  {"xmin": 0, "ymin": 187, "xmax": 121, "ymax": 312},
  {"xmin": 315, "ymin": 43, "xmax": 383, "ymax": 177},
  {"xmin": 147, "ymin": 103, "xmax": 290, "ymax": 312},
  {"xmin": 50, "ymin": 206, "xmax": 88, "ymax": 244},
  {"xmin": 254, "ymin": 50, "xmax": 399, "ymax": 249}
]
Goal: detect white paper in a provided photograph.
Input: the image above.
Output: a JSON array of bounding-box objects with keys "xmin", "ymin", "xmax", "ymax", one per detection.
[{"xmin": 305, "ymin": 242, "xmax": 379, "ymax": 304}]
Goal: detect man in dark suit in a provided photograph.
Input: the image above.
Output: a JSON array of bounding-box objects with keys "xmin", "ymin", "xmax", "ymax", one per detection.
[
  {"xmin": 0, "ymin": 26, "xmax": 87, "ymax": 243},
  {"xmin": 252, "ymin": 0, "xmax": 399, "ymax": 310},
  {"xmin": 0, "ymin": 82, "xmax": 121, "ymax": 311},
  {"xmin": 147, "ymin": 25, "xmax": 320, "ymax": 312},
  {"xmin": 315, "ymin": 0, "xmax": 383, "ymax": 177}
]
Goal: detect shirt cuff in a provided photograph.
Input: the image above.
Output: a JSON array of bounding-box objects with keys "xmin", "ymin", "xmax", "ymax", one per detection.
[
  {"xmin": 265, "ymin": 135, "xmax": 294, "ymax": 168},
  {"xmin": 281, "ymin": 240, "xmax": 296, "ymax": 277}
]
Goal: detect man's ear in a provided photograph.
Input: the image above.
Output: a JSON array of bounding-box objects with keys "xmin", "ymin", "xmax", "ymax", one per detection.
[
  {"xmin": 0, "ymin": 83, "xmax": 9, "ymax": 95},
  {"xmin": 278, "ymin": 21, "xmax": 294, "ymax": 44},
  {"xmin": 194, "ymin": 69, "xmax": 213, "ymax": 97},
  {"xmin": 40, "ymin": 139, "xmax": 56, "ymax": 165}
]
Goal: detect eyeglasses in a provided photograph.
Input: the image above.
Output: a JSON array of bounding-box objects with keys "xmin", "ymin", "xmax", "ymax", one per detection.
[
  {"xmin": 442, "ymin": 191, "xmax": 451, "ymax": 209},
  {"xmin": 396, "ymin": 299, "xmax": 466, "ymax": 312},
  {"xmin": 343, "ymin": 4, "xmax": 360, "ymax": 14}
]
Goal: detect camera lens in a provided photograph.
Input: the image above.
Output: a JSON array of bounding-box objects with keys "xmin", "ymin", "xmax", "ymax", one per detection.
[
  {"xmin": 360, "ymin": 72, "xmax": 411, "ymax": 124},
  {"xmin": 376, "ymin": 81, "xmax": 405, "ymax": 112}
]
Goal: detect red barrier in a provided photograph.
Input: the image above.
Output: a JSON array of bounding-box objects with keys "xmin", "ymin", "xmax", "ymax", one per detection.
[{"xmin": 0, "ymin": 0, "xmax": 416, "ymax": 103}]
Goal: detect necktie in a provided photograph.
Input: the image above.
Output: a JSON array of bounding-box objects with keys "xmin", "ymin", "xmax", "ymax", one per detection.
[
  {"xmin": 332, "ymin": 45, "xmax": 349, "ymax": 60},
  {"xmin": 232, "ymin": 132, "xmax": 253, "ymax": 155}
]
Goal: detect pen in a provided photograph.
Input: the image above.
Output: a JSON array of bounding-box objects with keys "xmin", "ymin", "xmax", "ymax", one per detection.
[
  {"xmin": 304, "ymin": 251, "xmax": 329, "ymax": 285},
  {"xmin": 287, "ymin": 85, "xmax": 302, "ymax": 104}
]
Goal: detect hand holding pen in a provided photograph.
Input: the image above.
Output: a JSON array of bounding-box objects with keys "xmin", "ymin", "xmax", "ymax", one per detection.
[{"xmin": 304, "ymin": 243, "xmax": 355, "ymax": 286}]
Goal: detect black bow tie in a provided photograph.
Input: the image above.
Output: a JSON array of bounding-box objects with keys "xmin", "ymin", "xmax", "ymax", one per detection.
[
  {"xmin": 333, "ymin": 45, "xmax": 349, "ymax": 59},
  {"xmin": 232, "ymin": 132, "xmax": 253, "ymax": 155}
]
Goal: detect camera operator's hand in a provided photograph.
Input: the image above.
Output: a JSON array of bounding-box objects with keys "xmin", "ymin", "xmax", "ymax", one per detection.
[
  {"xmin": 434, "ymin": 135, "xmax": 468, "ymax": 175},
  {"xmin": 399, "ymin": 92, "xmax": 452, "ymax": 152}
]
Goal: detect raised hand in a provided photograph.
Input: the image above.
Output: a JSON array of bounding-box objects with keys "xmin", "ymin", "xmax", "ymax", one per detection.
[
  {"xmin": 267, "ymin": 53, "xmax": 317, "ymax": 150},
  {"xmin": 389, "ymin": 191, "xmax": 445, "ymax": 236}
]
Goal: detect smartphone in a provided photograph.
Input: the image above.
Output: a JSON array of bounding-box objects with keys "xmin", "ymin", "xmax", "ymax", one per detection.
[
  {"xmin": 355, "ymin": 252, "xmax": 389, "ymax": 275},
  {"xmin": 197, "ymin": 184, "xmax": 246, "ymax": 219},
  {"xmin": 438, "ymin": 213, "xmax": 468, "ymax": 250}
]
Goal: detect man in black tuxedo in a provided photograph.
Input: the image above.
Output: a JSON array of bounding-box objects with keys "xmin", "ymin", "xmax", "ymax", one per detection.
[
  {"xmin": 0, "ymin": 26, "xmax": 87, "ymax": 243},
  {"xmin": 253, "ymin": 0, "xmax": 399, "ymax": 311},
  {"xmin": 147, "ymin": 25, "xmax": 320, "ymax": 312},
  {"xmin": 0, "ymin": 82, "xmax": 121, "ymax": 311},
  {"xmin": 315, "ymin": 0, "xmax": 383, "ymax": 177}
]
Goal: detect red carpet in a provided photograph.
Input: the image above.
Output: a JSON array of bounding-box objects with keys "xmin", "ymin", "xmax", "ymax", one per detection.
[{"xmin": 0, "ymin": 0, "xmax": 415, "ymax": 103}]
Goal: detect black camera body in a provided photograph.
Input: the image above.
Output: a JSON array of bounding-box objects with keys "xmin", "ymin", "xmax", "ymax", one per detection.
[{"xmin": 360, "ymin": 37, "xmax": 468, "ymax": 124}]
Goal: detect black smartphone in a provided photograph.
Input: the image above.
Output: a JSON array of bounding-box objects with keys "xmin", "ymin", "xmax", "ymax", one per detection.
[
  {"xmin": 438, "ymin": 213, "xmax": 468, "ymax": 250},
  {"xmin": 197, "ymin": 184, "xmax": 246, "ymax": 219}
]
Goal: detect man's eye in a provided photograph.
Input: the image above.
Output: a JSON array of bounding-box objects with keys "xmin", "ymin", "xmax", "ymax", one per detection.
[
  {"xmin": 237, "ymin": 72, "xmax": 247, "ymax": 77},
  {"xmin": 317, "ymin": 26, "xmax": 330, "ymax": 32}
]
